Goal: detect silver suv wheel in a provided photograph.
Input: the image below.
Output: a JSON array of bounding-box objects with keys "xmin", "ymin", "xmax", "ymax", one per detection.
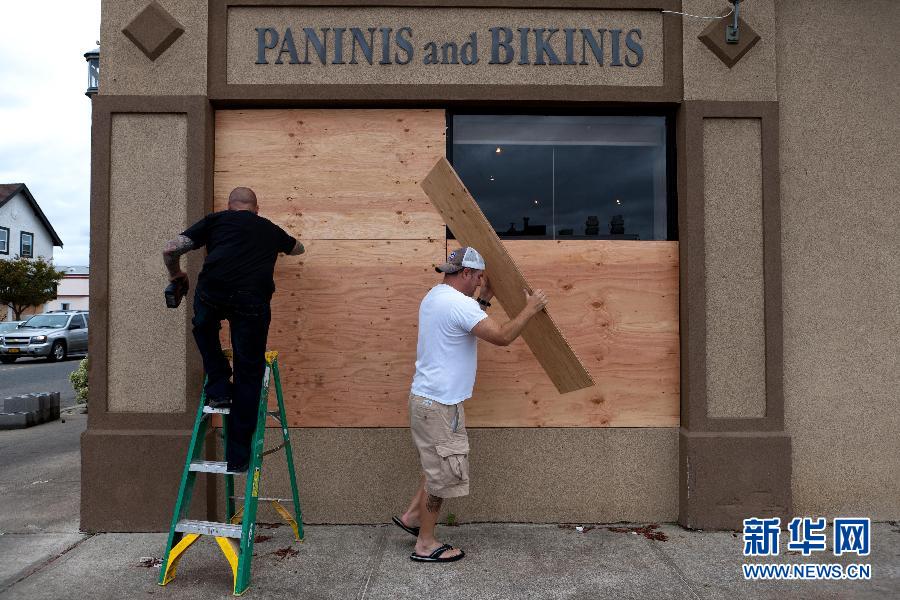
[{"xmin": 50, "ymin": 341, "xmax": 67, "ymax": 362}]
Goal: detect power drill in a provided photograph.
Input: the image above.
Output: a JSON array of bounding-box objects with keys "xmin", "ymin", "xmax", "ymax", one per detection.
[{"xmin": 164, "ymin": 278, "xmax": 189, "ymax": 308}]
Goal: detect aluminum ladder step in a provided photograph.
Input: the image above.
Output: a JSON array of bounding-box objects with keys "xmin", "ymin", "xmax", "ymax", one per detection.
[
  {"xmin": 203, "ymin": 405, "xmax": 230, "ymax": 415},
  {"xmin": 175, "ymin": 519, "xmax": 242, "ymax": 538},
  {"xmin": 189, "ymin": 460, "xmax": 242, "ymax": 474}
]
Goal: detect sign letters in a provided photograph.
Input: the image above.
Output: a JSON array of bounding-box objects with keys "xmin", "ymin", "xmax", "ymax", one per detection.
[{"xmin": 254, "ymin": 26, "xmax": 645, "ymax": 68}]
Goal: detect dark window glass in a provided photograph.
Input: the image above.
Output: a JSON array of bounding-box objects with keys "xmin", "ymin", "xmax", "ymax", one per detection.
[
  {"xmin": 451, "ymin": 115, "xmax": 672, "ymax": 241},
  {"xmin": 20, "ymin": 231, "xmax": 34, "ymax": 257}
]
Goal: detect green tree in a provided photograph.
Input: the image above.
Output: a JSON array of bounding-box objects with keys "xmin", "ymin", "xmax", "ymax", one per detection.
[{"xmin": 0, "ymin": 256, "xmax": 65, "ymax": 320}]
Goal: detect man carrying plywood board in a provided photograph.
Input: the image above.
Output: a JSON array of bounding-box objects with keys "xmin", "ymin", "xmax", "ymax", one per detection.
[
  {"xmin": 394, "ymin": 247, "xmax": 548, "ymax": 562},
  {"xmin": 421, "ymin": 158, "xmax": 594, "ymax": 395},
  {"xmin": 393, "ymin": 159, "xmax": 594, "ymax": 562}
]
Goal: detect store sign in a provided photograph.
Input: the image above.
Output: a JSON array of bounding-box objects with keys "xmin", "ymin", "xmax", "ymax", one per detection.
[
  {"xmin": 254, "ymin": 26, "xmax": 645, "ymax": 68},
  {"xmin": 226, "ymin": 7, "xmax": 663, "ymax": 87}
]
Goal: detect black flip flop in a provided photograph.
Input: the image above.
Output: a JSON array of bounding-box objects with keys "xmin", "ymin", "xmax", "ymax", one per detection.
[
  {"xmin": 410, "ymin": 544, "xmax": 465, "ymax": 563},
  {"xmin": 392, "ymin": 515, "xmax": 420, "ymax": 538}
]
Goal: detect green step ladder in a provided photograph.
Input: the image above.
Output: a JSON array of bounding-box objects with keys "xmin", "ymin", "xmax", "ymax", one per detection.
[{"xmin": 158, "ymin": 350, "xmax": 304, "ymax": 596}]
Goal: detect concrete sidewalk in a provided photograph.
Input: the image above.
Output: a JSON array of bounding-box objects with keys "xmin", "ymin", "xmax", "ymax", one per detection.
[
  {"xmin": 2, "ymin": 521, "xmax": 898, "ymax": 599},
  {"xmin": 1, "ymin": 414, "xmax": 898, "ymax": 599}
]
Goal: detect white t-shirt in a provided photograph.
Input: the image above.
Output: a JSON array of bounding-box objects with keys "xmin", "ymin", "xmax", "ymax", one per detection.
[{"xmin": 410, "ymin": 284, "xmax": 489, "ymax": 405}]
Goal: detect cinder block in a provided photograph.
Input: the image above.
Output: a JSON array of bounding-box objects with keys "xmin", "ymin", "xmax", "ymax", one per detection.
[
  {"xmin": 40, "ymin": 392, "xmax": 60, "ymax": 422},
  {"xmin": 0, "ymin": 411, "xmax": 37, "ymax": 430},
  {"xmin": 48, "ymin": 392, "xmax": 60, "ymax": 421},
  {"xmin": 0, "ymin": 392, "xmax": 61, "ymax": 426},
  {"xmin": 37, "ymin": 393, "xmax": 54, "ymax": 422},
  {"xmin": 2, "ymin": 395, "xmax": 40, "ymax": 413},
  {"xmin": 34, "ymin": 394, "xmax": 47, "ymax": 421}
]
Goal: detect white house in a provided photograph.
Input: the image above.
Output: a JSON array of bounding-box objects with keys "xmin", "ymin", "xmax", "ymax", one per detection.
[
  {"xmin": 45, "ymin": 266, "xmax": 90, "ymax": 312},
  {"xmin": 0, "ymin": 183, "xmax": 64, "ymax": 320}
]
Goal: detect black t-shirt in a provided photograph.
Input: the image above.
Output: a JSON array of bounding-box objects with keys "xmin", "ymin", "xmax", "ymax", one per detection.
[{"xmin": 181, "ymin": 210, "xmax": 296, "ymax": 298}]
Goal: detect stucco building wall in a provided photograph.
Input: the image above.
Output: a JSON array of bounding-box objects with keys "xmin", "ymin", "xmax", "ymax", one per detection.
[
  {"xmin": 776, "ymin": 0, "xmax": 900, "ymax": 518},
  {"xmin": 100, "ymin": 0, "xmax": 208, "ymax": 96},
  {"xmin": 107, "ymin": 113, "xmax": 189, "ymax": 413},
  {"xmin": 702, "ymin": 118, "xmax": 766, "ymax": 419},
  {"xmin": 681, "ymin": 0, "xmax": 777, "ymax": 101}
]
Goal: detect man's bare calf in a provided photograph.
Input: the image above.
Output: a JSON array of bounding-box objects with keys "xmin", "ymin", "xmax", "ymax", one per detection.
[{"xmin": 413, "ymin": 484, "xmax": 462, "ymax": 560}]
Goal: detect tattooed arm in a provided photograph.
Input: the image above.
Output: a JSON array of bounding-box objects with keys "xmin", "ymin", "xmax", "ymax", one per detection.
[
  {"xmin": 163, "ymin": 234, "xmax": 196, "ymax": 282},
  {"xmin": 288, "ymin": 240, "xmax": 305, "ymax": 256}
]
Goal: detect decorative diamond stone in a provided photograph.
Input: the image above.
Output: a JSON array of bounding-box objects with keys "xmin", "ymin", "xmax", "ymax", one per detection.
[
  {"xmin": 698, "ymin": 15, "xmax": 760, "ymax": 69},
  {"xmin": 122, "ymin": 1, "xmax": 185, "ymax": 61}
]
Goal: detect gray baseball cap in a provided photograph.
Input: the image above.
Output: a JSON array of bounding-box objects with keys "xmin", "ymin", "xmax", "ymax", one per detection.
[{"xmin": 435, "ymin": 247, "xmax": 486, "ymax": 273}]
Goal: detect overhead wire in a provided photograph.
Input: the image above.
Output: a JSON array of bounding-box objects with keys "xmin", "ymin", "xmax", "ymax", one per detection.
[{"xmin": 661, "ymin": 5, "xmax": 736, "ymax": 20}]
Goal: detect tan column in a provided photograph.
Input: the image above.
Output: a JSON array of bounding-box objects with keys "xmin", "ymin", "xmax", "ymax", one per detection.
[{"xmin": 82, "ymin": 96, "xmax": 213, "ymax": 531}]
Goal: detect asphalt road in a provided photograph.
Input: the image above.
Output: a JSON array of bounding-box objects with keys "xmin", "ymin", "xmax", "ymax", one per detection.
[{"xmin": 0, "ymin": 357, "xmax": 83, "ymax": 409}]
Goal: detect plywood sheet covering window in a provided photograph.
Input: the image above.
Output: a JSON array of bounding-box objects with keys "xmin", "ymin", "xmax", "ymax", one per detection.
[
  {"xmin": 269, "ymin": 239, "xmax": 445, "ymax": 426},
  {"xmin": 215, "ymin": 109, "xmax": 446, "ymax": 240},
  {"xmin": 215, "ymin": 109, "xmax": 446, "ymax": 426},
  {"xmin": 467, "ymin": 240, "xmax": 680, "ymax": 427},
  {"xmin": 214, "ymin": 109, "xmax": 679, "ymax": 427}
]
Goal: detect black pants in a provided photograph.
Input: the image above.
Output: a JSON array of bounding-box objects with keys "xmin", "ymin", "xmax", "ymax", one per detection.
[{"xmin": 192, "ymin": 286, "xmax": 271, "ymax": 468}]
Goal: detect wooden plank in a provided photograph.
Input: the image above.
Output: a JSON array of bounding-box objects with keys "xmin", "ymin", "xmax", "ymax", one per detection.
[
  {"xmin": 214, "ymin": 109, "xmax": 445, "ymax": 240},
  {"xmin": 469, "ymin": 241, "xmax": 680, "ymax": 427},
  {"xmin": 421, "ymin": 158, "xmax": 595, "ymax": 394}
]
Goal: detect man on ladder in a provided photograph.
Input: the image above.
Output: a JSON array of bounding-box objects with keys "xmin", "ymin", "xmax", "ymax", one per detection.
[{"xmin": 163, "ymin": 186, "xmax": 304, "ymax": 472}]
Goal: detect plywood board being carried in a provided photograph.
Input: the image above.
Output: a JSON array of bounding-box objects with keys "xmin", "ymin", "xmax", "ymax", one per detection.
[
  {"xmin": 422, "ymin": 158, "xmax": 595, "ymax": 394},
  {"xmin": 214, "ymin": 109, "xmax": 446, "ymax": 240},
  {"xmin": 468, "ymin": 241, "xmax": 680, "ymax": 427}
]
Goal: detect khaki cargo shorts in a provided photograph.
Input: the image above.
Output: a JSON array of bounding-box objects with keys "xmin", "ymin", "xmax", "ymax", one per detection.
[{"xmin": 409, "ymin": 392, "xmax": 470, "ymax": 499}]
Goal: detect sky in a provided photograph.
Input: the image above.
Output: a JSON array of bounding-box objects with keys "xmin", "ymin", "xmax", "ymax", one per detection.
[{"xmin": 0, "ymin": 1, "xmax": 101, "ymax": 267}]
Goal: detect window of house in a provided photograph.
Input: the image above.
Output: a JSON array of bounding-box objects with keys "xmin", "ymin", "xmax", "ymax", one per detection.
[
  {"xmin": 61, "ymin": 303, "xmax": 71, "ymax": 311},
  {"xmin": 450, "ymin": 114, "xmax": 675, "ymax": 241},
  {"xmin": 0, "ymin": 226, "xmax": 8, "ymax": 254},
  {"xmin": 20, "ymin": 231, "xmax": 34, "ymax": 258}
]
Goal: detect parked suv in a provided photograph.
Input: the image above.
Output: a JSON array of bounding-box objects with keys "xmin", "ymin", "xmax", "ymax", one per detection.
[{"xmin": 0, "ymin": 311, "xmax": 89, "ymax": 363}]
